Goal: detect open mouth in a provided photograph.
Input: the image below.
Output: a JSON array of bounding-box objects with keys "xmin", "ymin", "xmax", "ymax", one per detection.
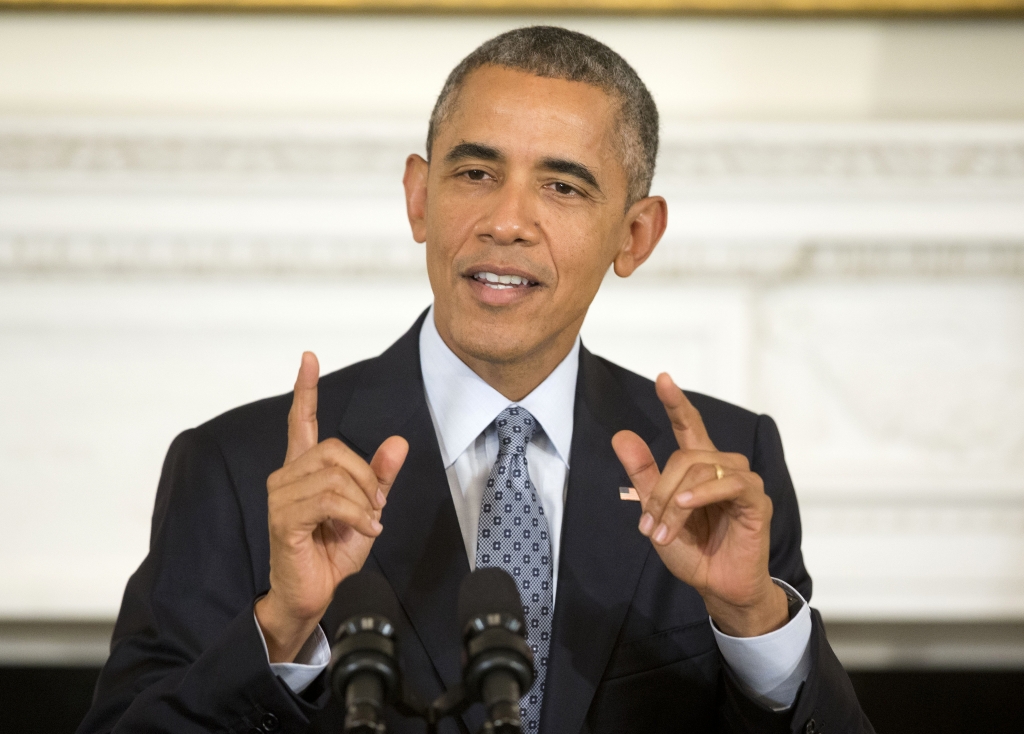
[{"xmin": 471, "ymin": 271, "xmax": 539, "ymax": 290}]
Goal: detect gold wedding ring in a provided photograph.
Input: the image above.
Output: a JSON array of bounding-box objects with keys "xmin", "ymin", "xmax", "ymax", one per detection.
[{"xmin": 714, "ymin": 464, "xmax": 724, "ymax": 480}]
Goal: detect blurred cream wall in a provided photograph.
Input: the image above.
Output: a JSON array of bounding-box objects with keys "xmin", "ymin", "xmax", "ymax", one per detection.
[
  {"xmin": 0, "ymin": 15, "xmax": 1023, "ymax": 119},
  {"xmin": 1, "ymin": 12, "xmax": 1023, "ymax": 667}
]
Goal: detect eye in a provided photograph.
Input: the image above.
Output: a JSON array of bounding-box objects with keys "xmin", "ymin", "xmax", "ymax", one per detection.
[
  {"xmin": 464, "ymin": 169, "xmax": 489, "ymax": 181},
  {"xmin": 552, "ymin": 182, "xmax": 577, "ymax": 196}
]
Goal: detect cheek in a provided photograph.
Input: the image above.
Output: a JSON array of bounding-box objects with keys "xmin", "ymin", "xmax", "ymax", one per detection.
[
  {"xmin": 547, "ymin": 215, "xmax": 619, "ymax": 294},
  {"xmin": 426, "ymin": 189, "xmax": 479, "ymax": 259}
]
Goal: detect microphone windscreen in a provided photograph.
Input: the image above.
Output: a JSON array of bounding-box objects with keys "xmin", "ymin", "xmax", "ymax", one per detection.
[
  {"xmin": 333, "ymin": 571, "xmax": 401, "ymax": 627},
  {"xmin": 457, "ymin": 567, "xmax": 525, "ymax": 633}
]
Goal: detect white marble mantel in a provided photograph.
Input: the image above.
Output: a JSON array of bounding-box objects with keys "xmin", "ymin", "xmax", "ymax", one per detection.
[{"xmin": 1, "ymin": 116, "xmax": 1022, "ymax": 626}]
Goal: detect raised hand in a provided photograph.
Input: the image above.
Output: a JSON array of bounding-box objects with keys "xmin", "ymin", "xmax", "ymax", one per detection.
[
  {"xmin": 255, "ymin": 352, "xmax": 408, "ymax": 662},
  {"xmin": 612, "ymin": 373, "xmax": 788, "ymax": 638}
]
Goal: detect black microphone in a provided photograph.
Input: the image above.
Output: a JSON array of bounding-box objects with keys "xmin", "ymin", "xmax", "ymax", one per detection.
[
  {"xmin": 457, "ymin": 568, "xmax": 535, "ymax": 734},
  {"xmin": 330, "ymin": 571, "xmax": 402, "ymax": 734}
]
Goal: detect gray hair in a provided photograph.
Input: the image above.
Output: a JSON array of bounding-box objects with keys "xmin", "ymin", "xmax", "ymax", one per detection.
[{"xmin": 426, "ymin": 26, "xmax": 659, "ymax": 207}]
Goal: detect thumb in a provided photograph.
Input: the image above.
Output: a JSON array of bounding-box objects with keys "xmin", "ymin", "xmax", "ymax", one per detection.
[
  {"xmin": 371, "ymin": 435, "xmax": 409, "ymax": 502},
  {"xmin": 611, "ymin": 430, "xmax": 661, "ymax": 505},
  {"xmin": 285, "ymin": 351, "xmax": 319, "ymax": 464}
]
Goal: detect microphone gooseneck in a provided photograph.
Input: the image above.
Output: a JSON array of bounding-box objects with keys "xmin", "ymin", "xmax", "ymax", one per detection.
[
  {"xmin": 457, "ymin": 568, "xmax": 536, "ymax": 734},
  {"xmin": 330, "ymin": 571, "xmax": 403, "ymax": 734}
]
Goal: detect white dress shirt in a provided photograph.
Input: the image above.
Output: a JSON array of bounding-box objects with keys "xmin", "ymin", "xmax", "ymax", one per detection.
[{"xmin": 262, "ymin": 306, "xmax": 813, "ymax": 709}]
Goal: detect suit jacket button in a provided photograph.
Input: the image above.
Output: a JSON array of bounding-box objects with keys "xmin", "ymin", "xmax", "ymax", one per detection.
[
  {"xmin": 805, "ymin": 719, "xmax": 818, "ymax": 734},
  {"xmin": 261, "ymin": 713, "xmax": 281, "ymax": 732}
]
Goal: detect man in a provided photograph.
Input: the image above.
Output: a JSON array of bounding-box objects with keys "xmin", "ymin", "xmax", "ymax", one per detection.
[{"xmin": 79, "ymin": 26, "xmax": 872, "ymax": 734}]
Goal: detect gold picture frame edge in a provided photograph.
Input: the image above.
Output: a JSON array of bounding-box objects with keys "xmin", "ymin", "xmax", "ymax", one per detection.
[{"xmin": 2, "ymin": 0, "xmax": 1023, "ymax": 13}]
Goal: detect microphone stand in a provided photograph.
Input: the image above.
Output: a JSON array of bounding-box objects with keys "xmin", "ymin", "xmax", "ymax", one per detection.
[{"xmin": 392, "ymin": 682, "xmax": 471, "ymax": 734}]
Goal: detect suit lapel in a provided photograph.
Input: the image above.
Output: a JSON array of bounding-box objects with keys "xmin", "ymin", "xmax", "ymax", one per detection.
[
  {"xmin": 331, "ymin": 312, "xmax": 471, "ymax": 702},
  {"xmin": 540, "ymin": 347, "xmax": 667, "ymax": 734}
]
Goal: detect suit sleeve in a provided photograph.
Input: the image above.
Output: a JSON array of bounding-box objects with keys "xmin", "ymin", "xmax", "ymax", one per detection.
[
  {"xmin": 76, "ymin": 428, "xmax": 327, "ymax": 734},
  {"xmin": 717, "ymin": 414, "xmax": 876, "ymax": 734}
]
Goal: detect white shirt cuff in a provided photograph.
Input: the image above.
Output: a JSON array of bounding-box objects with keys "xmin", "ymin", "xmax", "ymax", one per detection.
[
  {"xmin": 253, "ymin": 610, "xmax": 331, "ymax": 694},
  {"xmin": 710, "ymin": 578, "xmax": 812, "ymax": 711}
]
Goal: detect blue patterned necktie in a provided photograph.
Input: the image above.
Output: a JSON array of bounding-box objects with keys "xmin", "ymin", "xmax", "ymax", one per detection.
[{"xmin": 476, "ymin": 405, "xmax": 553, "ymax": 732}]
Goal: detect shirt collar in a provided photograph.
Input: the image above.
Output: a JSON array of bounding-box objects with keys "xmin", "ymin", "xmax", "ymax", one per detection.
[{"xmin": 419, "ymin": 305, "xmax": 579, "ymax": 470}]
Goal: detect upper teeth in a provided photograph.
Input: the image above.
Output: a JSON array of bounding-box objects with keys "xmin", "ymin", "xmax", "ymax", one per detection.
[{"xmin": 475, "ymin": 272, "xmax": 530, "ymax": 286}]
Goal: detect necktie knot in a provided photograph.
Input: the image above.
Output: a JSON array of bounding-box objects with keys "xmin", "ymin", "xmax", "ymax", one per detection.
[{"xmin": 494, "ymin": 406, "xmax": 537, "ymax": 456}]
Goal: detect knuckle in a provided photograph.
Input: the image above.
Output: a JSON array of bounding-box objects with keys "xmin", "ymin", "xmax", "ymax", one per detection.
[
  {"xmin": 356, "ymin": 460, "xmax": 377, "ymax": 486},
  {"xmin": 317, "ymin": 491, "xmax": 336, "ymax": 517},
  {"xmin": 324, "ymin": 465, "xmax": 348, "ymax": 485},
  {"xmin": 320, "ymin": 438, "xmax": 347, "ymax": 461},
  {"xmin": 664, "ymin": 451, "xmax": 689, "ymax": 474},
  {"xmin": 267, "ymin": 491, "xmax": 285, "ymax": 513},
  {"xmin": 267, "ymin": 505, "xmax": 287, "ymax": 535},
  {"xmin": 725, "ymin": 452, "xmax": 750, "ymax": 470},
  {"xmin": 683, "ymin": 462, "xmax": 713, "ymax": 483},
  {"xmin": 742, "ymin": 471, "xmax": 764, "ymax": 493},
  {"xmin": 327, "ymin": 466, "xmax": 367, "ymax": 498}
]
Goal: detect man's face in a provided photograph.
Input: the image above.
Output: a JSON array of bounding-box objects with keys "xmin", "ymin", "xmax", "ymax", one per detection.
[{"xmin": 405, "ymin": 65, "xmax": 660, "ymax": 377}]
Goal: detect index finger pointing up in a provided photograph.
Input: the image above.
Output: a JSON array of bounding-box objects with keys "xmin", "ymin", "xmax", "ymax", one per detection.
[
  {"xmin": 285, "ymin": 351, "xmax": 320, "ymax": 464},
  {"xmin": 655, "ymin": 373, "xmax": 716, "ymax": 452}
]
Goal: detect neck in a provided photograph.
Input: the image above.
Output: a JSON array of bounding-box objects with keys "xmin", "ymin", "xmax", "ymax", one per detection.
[{"xmin": 436, "ymin": 318, "xmax": 581, "ymax": 402}]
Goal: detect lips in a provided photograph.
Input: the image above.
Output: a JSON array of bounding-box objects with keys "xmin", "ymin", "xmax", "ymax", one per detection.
[{"xmin": 471, "ymin": 271, "xmax": 539, "ymax": 290}]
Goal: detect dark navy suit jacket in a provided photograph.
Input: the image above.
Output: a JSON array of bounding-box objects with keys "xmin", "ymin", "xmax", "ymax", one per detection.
[{"xmin": 79, "ymin": 312, "xmax": 873, "ymax": 734}]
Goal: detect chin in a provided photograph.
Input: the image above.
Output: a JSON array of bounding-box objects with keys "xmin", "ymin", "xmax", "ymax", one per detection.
[{"xmin": 449, "ymin": 318, "xmax": 535, "ymax": 366}]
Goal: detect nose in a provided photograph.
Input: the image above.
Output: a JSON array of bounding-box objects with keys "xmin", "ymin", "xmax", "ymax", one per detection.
[{"xmin": 476, "ymin": 175, "xmax": 540, "ymax": 247}]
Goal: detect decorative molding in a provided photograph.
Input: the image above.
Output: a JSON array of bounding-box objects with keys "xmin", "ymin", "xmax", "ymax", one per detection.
[
  {"xmin": 0, "ymin": 131, "xmax": 414, "ymax": 190},
  {"xmin": 826, "ymin": 622, "xmax": 1024, "ymax": 670},
  {"xmin": 3, "ymin": 235, "xmax": 1023, "ymax": 278},
  {"xmin": 8, "ymin": 619, "xmax": 1024, "ymax": 669},
  {"xmin": 0, "ymin": 620, "xmax": 114, "ymax": 666},
  {"xmin": 3, "ymin": 120, "xmax": 1024, "ymax": 185},
  {"xmin": 658, "ymin": 139, "xmax": 1024, "ymax": 186},
  {"xmin": 3, "ymin": 118, "xmax": 1023, "ymax": 277},
  {"xmin": 648, "ymin": 239, "xmax": 1024, "ymax": 279},
  {"xmin": 799, "ymin": 496, "xmax": 1024, "ymax": 534},
  {"xmin": 0, "ymin": 236, "xmax": 428, "ymax": 276},
  {"xmin": 801, "ymin": 498, "xmax": 1024, "ymax": 621}
]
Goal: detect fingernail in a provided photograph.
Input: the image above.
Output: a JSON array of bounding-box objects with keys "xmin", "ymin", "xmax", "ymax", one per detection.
[
  {"xmin": 653, "ymin": 524, "xmax": 668, "ymax": 544},
  {"xmin": 376, "ymin": 489, "xmax": 387, "ymax": 508},
  {"xmin": 639, "ymin": 513, "xmax": 655, "ymax": 535},
  {"xmin": 676, "ymin": 492, "xmax": 693, "ymax": 506},
  {"xmin": 371, "ymin": 519, "xmax": 383, "ymax": 534}
]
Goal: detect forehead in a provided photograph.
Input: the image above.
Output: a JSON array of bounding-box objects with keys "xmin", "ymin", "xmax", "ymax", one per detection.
[{"xmin": 438, "ymin": 65, "xmax": 622, "ymax": 169}]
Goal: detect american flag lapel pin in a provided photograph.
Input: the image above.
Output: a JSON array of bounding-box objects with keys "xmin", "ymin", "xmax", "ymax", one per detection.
[{"xmin": 619, "ymin": 486, "xmax": 640, "ymax": 501}]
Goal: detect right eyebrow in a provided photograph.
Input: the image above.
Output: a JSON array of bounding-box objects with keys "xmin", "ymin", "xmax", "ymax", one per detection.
[{"xmin": 443, "ymin": 142, "xmax": 504, "ymax": 165}]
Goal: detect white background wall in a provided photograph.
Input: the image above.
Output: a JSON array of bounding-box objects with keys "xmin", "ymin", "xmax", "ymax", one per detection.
[
  {"xmin": 1, "ymin": 14, "xmax": 1023, "ymax": 638},
  {"xmin": 2, "ymin": 15, "xmax": 1024, "ymax": 119}
]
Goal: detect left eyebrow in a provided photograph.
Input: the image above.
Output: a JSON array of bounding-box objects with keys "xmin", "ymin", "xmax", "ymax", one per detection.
[
  {"xmin": 538, "ymin": 157, "xmax": 601, "ymax": 192},
  {"xmin": 444, "ymin": 142, "xmax": 503, "ymax": 164}
]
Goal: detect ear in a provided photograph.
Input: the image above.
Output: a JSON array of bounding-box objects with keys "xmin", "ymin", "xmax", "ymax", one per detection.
[
  {"xmin": 612, "ymin": 195, "xmax": 668, "ymax": 278},
  {"xmin": 403, "ymin": 154, "xmax": 429, "ymax": 244}
]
